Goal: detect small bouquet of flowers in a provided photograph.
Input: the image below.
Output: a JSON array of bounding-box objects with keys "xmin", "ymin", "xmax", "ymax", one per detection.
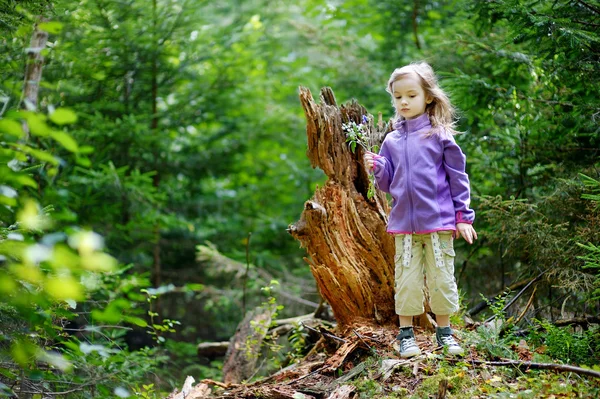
[{"xmin": 342, "ymin": 115, "xmax": 378, "ymax": 199}]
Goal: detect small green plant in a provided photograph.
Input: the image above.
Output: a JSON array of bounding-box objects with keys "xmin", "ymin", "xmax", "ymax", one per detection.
[
  {"xmin": 342, "ymin": 115, "xmax": 379, "ymax": 199},
  {"xmin": 470, "ymin": 291, "xmax": 517, "ymax": 359},
  {"xmin": 288, "ymin": 322, "xmax": 309, "ymax": 361},
  {"xmin": 141, "ymin": 288, "xmax": 181, "ymax": 344},
  {"xmin": 528, "ymin": 321, "xmax": 598, "ymax": 365},
  {"xmin": 244, "ymin": 280, "xmax": 285, "ymax": 370}
]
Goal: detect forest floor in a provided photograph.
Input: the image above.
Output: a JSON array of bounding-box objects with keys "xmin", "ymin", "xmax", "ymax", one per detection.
[{"xmin": 167, "ymin": 322, "xmax": 600, "ymax": 399}]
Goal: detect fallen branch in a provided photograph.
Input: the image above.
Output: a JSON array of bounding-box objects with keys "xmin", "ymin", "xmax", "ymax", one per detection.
[
  {"xmin": 448, "ymin": 358, "xmax": 600, "ymax": 379},
  {"xmin": 301, "ymin": 322, "xmax": 346, "ymax": 343},
  {"xmin": 484, "ymin": 272, "xmax": 545, "ymax": 323},
  {"xmin": 553, "ymin": 316, "xmax": 600, "ymax": 327},
  {"xmin": 352, "ymin": 329, "xmax": 379, "ymax": 355},
  {"xmin": 197, "ymin": 342, "xmax": 229, "ymax": 358}
]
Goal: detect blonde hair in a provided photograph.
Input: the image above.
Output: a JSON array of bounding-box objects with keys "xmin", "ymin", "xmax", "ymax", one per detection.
[{"xmin": 386, "ymin": 61, "xmax": 458, "ymax": 136}]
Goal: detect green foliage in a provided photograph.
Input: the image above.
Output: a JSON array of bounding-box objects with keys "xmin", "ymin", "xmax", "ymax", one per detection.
[
  {"xmin": 245, "ymin": 280, "xmax": 284, "ymax": 373},
  {"xmin": 2, "ymin": 0, "xmax": 600, "ymax": 394},
  {"xmin": 470, "ymin": 292, "xmax": 518, "ymax": 360},
  {"xmin": 528, "ymin": 322, "xmax": 599, "ymax": 366},
  {"xmin": 288, "ymin": 322, "xmax": 309, "ymax": 361}
]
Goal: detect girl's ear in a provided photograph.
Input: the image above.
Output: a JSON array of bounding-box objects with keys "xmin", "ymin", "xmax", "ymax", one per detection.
[{"xmin": 426, "ymin": 96, "xmax": 433, "ymax": 104}]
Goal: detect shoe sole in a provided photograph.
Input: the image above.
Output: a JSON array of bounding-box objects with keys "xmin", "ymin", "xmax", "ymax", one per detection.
[
  {"xmin": 447, "ymin": 348, "xmax": 464, "ymax": 356},
  {"xmin": 399, "ymin": 348, "xmax": 421, "ymax": 358}
]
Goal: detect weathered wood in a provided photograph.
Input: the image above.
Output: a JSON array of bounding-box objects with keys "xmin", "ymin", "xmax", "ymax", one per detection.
[
  {"xmin": 290, "ymin": 86, "xmax": 435, "ymax": 331},
  {"xmin": 326, "ymin": 385, "xmax": 356, "ymax": 399},
  {"xmin": 322, "ymin": 339, "xmax": 359, "ymax": 373},
  {"xmin": 554, "ymin": 316, "xmax": 600, "ymax": 327},
  {"xmin": 222, "ymin": 306, "xmax": 275, "ymax": 384},
  {"xmin": 197, "ymin": 341, "xmax": 229, "ymax": 359},
  {"xmin": 252, "ymin": 385, "xmax": 316, "ymax": 399},
  {"xmin": 166, "ymin": 377, "xmax": 211, "ymax": 399}
]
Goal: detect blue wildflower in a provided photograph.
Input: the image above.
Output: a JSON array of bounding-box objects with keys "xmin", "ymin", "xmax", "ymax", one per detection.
[{"xmin": 362, "ymin": 115, "xmax": 368, "ymax": 124}]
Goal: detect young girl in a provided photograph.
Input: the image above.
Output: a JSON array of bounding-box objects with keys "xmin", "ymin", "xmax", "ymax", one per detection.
[{"xmin": 364, "ymin": 62, "xmax": 477, "ymax": 358}]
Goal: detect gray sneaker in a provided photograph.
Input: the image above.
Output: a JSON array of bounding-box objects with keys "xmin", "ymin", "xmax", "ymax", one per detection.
[
  {"xmin": 436, "ymin": 326, "xmax": 464, "ymax": 356},
  {"xmin": 397, "ymin": 327, "xmax": 421, "ymax": 358}
]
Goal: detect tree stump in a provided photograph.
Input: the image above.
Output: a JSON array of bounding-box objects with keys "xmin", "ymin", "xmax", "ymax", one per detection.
[{"xmin": 289, "ymin": 87, "xmax": 434, "ymax": 331}]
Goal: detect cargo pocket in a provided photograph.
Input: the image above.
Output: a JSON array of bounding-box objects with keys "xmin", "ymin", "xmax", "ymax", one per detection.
[
  {"xmin": 394, "ymin": 234, "xmax": 412, "ymax": 268},
  {"xmin": 442, "ymin": 247, "xmax": 455, "ymax": 271}
]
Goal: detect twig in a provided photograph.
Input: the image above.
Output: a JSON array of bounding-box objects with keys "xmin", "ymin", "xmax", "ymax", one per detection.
[
  {"xmin": 485, "ymin": 271, "xmax": 545, "ymax": 323},
  {"xmin": 352, "ymin": 329, "xmax": 379, "ymax": 355},
  {"xmin": 447, "ymin": 358, "xmax": 600, "ymax": 379},
  {"xmin": 514, "ymin": 285, "xmax": 537, "ymax": 325},
  {"xmin": 576, "ymin": 0, "xmax": 600, "ymax": 15},
  {"xmin": 301, "ymin": 322, "xmax": 346, "ymax": 343},
  {"xmin": 284, "ymin": 365, "xmax": 327, "ymax": 385}
]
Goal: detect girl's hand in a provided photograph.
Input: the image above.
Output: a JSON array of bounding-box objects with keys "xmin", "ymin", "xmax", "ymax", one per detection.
[
  {"xmin": 456, "ymin": 223, "xmax": 477, "ymax": 244},
  {"xmin": 363, "ymin": 151, "xmax": 375, "ymax": 171}
]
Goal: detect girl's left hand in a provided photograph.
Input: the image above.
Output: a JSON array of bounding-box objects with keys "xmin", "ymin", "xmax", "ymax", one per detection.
[{"xmin": 456, "ymin": 223, "xmax": 477, "ymax": 244}]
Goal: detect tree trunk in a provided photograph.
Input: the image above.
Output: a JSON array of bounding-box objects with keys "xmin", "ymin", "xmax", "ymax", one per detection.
[
  {"xmin": 289, "ymin": 87, "xmax": 434, "ymax": 332},
  {"xmin": 22, "ymin": 18, "xmax": 49, "ymax": 112}
]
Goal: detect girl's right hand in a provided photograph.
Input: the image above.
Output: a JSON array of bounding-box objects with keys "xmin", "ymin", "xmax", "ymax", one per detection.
[{"xmin": 363, "ymin": 151, "xmax": 375, "ymax": 171}]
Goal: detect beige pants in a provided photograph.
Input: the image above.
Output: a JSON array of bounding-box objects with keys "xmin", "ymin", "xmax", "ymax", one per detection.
[{"xmin": 394, "ymin": 231, "xmax": 459, "ymax": 316}]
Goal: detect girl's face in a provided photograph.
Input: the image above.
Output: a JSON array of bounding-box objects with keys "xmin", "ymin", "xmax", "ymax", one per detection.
[{"xmin": 391, "ymin": 73, "xmax": 431, "ymax": 120}]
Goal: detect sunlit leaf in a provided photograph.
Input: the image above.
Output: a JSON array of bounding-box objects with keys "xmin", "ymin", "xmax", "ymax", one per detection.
[
  {"xmin": 12, "ymin": 264, "xmax": 44, "ymax": 284},
  {"xmin": 45, "ymin": 275, "xmax": 84, "ymax": 301},
  {"xmin": 0, "ymin": 119, "xmax": 24, "ymax": 137},
  {"xmin": 51, "ymin": 244, "xmax": 80, "ymax": 269},
  {"xmin": 49, "ymin": 108, "xmax": 78, "ymax": 125},
  {"xmin": 10, "ymin": 339, "xmax": 37, "ymax": 367},
  {"xmin": 38, "ymin": 21, "xmax": 63, "ymax": 34},
  {"xmin": 51, "ymin": 131, "xmax": 79, "ymax": 152},
  {"xmin": 124, "ymin": 316, "xmax": 148, "ymax": 327},
  {"xmin": 92, "ymin": 298, "xmax": 131, "ymax": 323},
  {"xmin": 76, "ymin": 156, "xmax": 91, "ymax": 167},
  {"xmin": 25, "ymin": 113, "xmax": 51, "ymax": 136},
  {"xmin": 81, "ymin": 252, "xmax": 117, "ymax": 272},
  {"xmin": 0, "ymin": 274, "xmax": 17, "ymax": 295}
]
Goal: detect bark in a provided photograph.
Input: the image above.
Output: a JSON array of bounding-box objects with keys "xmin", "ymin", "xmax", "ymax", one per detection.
[
  {"xmin": 289, "ymin": 87, "xmax": 433, "ymax": 331},
  {"xmin": 22, "ymin": 18, "xmax": 49, "ymax": 112},
  {"xmin": 326, "ymin": 385, "xmax": 355, "ymax": 399},
  {"xmin": 222, "ymin": 306, "xmax": 276, "ymax": 384}
]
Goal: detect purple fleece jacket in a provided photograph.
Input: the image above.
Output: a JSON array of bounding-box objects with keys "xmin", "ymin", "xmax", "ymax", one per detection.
[{"xmin": 373, "ymin": 112, "xmax": 475, "ymax": 234}]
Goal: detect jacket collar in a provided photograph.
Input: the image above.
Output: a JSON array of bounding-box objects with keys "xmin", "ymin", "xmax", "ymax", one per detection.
[{"xmin": 393, "ymin": 113, "xmax": 431, "ymax": 133}]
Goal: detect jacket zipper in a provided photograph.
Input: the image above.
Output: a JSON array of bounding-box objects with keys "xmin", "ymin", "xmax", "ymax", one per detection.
[{"xmin": 403, "ymin": 127, "xmax": 416, "ymax": 233}]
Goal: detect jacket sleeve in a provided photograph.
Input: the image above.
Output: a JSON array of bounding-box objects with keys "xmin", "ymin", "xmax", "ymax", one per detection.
[
  {"xmin": 373, "ymin": 139, "xmax": 394, "ymax": 193},
  {"xmin": 441, "ymin": 134, "xmax": 475, "ymax": 224}
]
